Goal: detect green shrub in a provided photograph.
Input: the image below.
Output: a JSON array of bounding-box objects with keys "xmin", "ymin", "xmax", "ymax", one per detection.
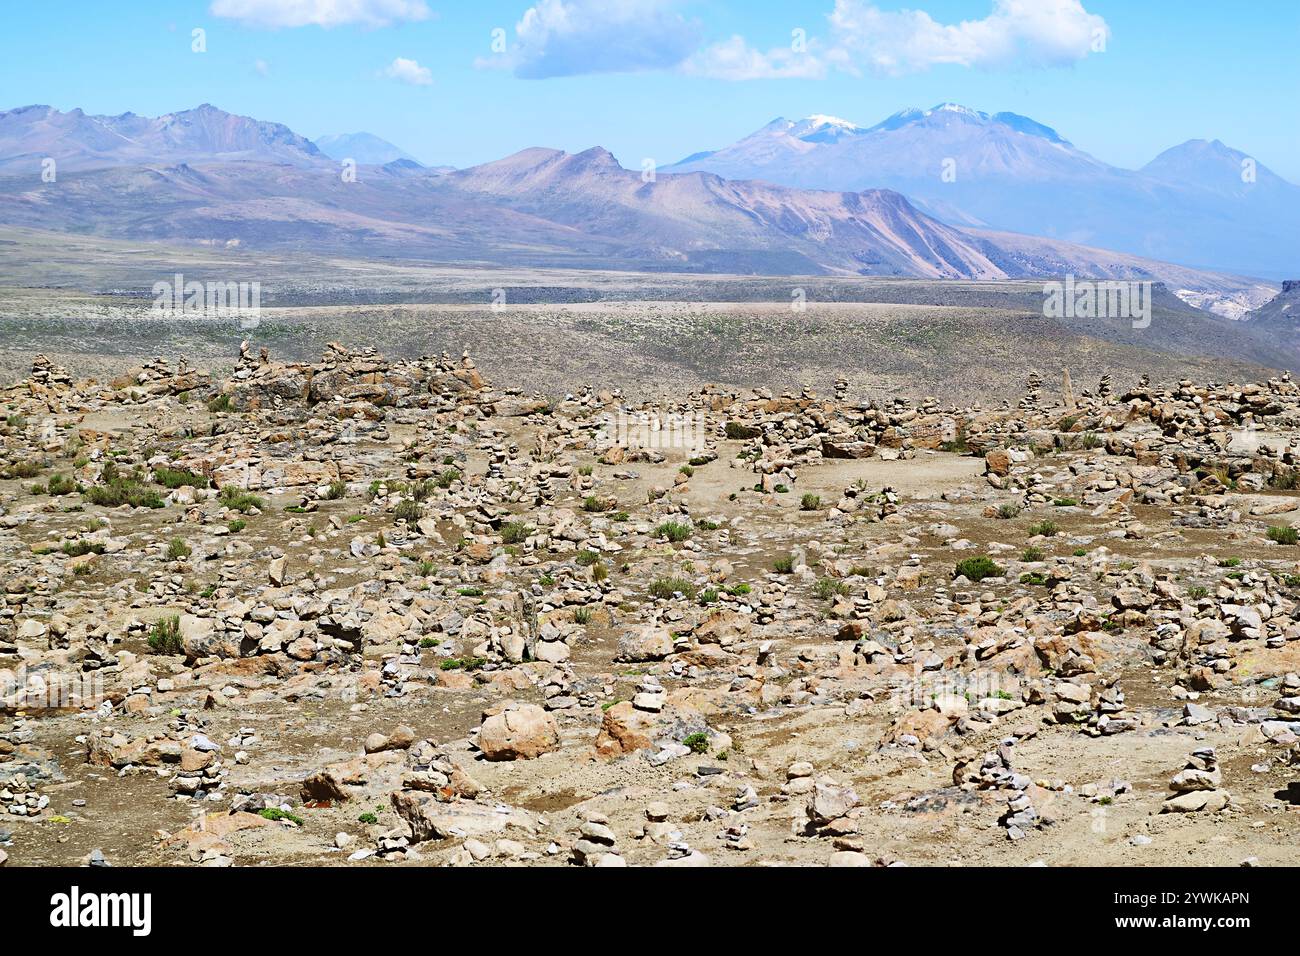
[
  {"xmin": 166, "ymin": 538, "xmax": 191, "ymax": 561},
  {"xmin": 47, "ymin": 474, "xmax": 78, "ymax": 496},
  {"xmin": 725, "ymin": 422, "xmax": 758, "ymax": 440},
  {"xmin": 394, "ymin": 499, "xmax": 422, "ymax": 524},
  {"xmin": 682, "ymin": 732, "xmax": 709, "ymax": 754},
  {"xmin": 227, "ymin": 519, "xmax": 247, "ymax": 533},
  {"xmin": 1053, "ymin": 497, "xmax": 1078, "ymax": 507},
  {"xmin": 410, "ymin": 479, "xmax": 438, "ymax": 502},
  {"xmin": 583, "ymin": 495, "xmax": 613, "ymax": 513},
  {"xmin": 206, "ymin": 394, "xmax": 232, "ymax": 413},
  {"xmin": 147, "ymin": 616, "xmax": 183, "ymax": 655},
  {"xmin": 649, "ymin": 576, "xmax": 697, "ymax": 600},
  {"xmin": 575, "ymin": 549, "xmax": 600, "ymax": 566},
  {"xmin": 219, "ymin": 485, "xmax": 264, "ymax": 514},
  {"xmin": 655, "ymin": 520, "xmax": 692, "ymax": 542},
  {"xmin": 501, "ymin": 521, "xmax": 531, "ymax": 544},
  {"xmin": 258, "ymin": 807, "xmax": 304, "ymax": 826},
  {"xmin": 996, "ymin": 503, "xmax": 1021, "ymax": 519},
  {"xmin": 1028, "ymin": 520, "xmax": 1059, "ymax": 537},
  {"xmin": 1021, "ymin": 546, "xmax": 1045, "ymax": 562},
  {"xmin": 61, "ymin": 540, "xmax": 105, "ymax": 557},
  {"xmin": 153, "ymin": 466, "xmax": 208, "ymax": 489},
  {"xmin": 85, "ymin": 462, "xmax": 164, "ymax": 509},
  {"xmin": 954, "ymin": 556, "xmax": 1004, "ymax": 582},
  {"xmin": 813, "ymin": 577, "xmax": 849, "ymax": 600},
  {"xmin": 800, "ymin": 493, "xmax": 821, "ymax": 511},
  {"xmin": 1268, "ymin": 471, "xmax": 1299, "ymax": 490},
  {"xmin": 4, "ymin": 460, "xmax": 44, "ymax": 479},
  {"xmin": 773, "ymin": 554, "xmax": 795, "ymax": 574},
  {"xmin": 324, "ymin": 479, "xmax": 347, "ymax": 500},
  {"xmin": 433, "ymin": 468, "xmax": 461, "ymax": 489},
  {"xmin": 1268, "ymin": 525, "xmax": 1298, "ymax": 545}
]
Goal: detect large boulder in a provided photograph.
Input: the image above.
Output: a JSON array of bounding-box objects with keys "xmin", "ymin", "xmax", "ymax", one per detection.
[
  {"xmin": 693, "ymin": 609, "xmax": 750, "ymax": 648},
  {"xmin": 477, "ymin": 701, "xmax": 559, "ymax": 761},
  {"xmin": 392, "ymin": 790, "xmax": 535, "ymax": 843},
  {"xmin": 594, "ymin": 701, "xmax": 657, "ymax": 757},
  {"xmin": 617, "ymin": 625, "xmax": 674, "ymax": 662}
]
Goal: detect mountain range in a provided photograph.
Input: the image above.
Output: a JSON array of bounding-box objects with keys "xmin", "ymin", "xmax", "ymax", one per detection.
[
  {"xmin": 0, "ymin": 103, "xmax": 327, "ymax": 172},
  {"xmin": 667, "ymin": 103, "xmax": 1299, "ymax": 281},
  {"xmin": 0, "ymin": 103, "xmax": 1285, "ymax": 310}
]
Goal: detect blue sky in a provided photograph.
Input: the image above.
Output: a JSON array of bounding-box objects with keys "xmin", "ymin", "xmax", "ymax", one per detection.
[{"xmin": 2, "ymin": 0, "xmax": 1297, "ymax": 178}]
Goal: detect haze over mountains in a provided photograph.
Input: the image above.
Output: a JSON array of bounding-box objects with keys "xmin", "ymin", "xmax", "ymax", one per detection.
[
  {"xmin": 313, "ymin": 132, "xmax": 424, "ymax": 167},
  {"xmin": 667, "ymin": 103, "xmax": 1300, "ymax": 281},
  {"xmin": 0, "ymin": 103, "xmax": 1284, "ymax": 311}
]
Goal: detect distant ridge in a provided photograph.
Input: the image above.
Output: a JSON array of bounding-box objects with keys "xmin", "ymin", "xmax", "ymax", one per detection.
[{"xmin": 666, "ymin": 103, "xmax": 1300, "ymax": 280}]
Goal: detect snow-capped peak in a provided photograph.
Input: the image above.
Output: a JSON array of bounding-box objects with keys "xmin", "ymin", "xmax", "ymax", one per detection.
[
  {"xmin": 801, "ymin": 114, "xmax": 859, "ymax": 130},
  {"xmin": 927, "ymin": 102, "xmax": 985, "ymax": 118},
  {"xmin": 787, "ymin": 114, "xmax": 866, "ymax": 144}
]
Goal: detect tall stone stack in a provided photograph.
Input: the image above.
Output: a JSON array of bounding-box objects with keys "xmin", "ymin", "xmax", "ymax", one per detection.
[
  {"xmin": 1061, "ymin": 367, "xmax": 1075, "ymax": 410},
  {"xmin": 1098, "ymin": 373, "xmax": 1113, "ymax": 402},
  {"xmin": 1019, "ymin": 370, "xmax": 1043, "ymax": 410},
  {"xmin": 29, "ymin": 354, "xmax": 71, "ymax": 388}
]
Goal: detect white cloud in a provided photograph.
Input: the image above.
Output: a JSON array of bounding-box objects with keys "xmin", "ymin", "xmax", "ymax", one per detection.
[
  {"xmin": 383, "ymin": 57, "xmax": 433, "ymax": 85},
  {"xmin": 825, "ymin": 0, "xmax": 1109, "ymax": 76},
  {"xmin": 487, "ymin": 0, "xmax": 701, "ymax": 79},
  {"xmin": 210, "ymin": 0, "xmax": 431, "ymax": 29},
  {"xmin": 684, "ymin": 35, "xmax": 825, "ymax": 81},
  {"xmin": 482, "ymin": 0, "xmax": 1108, "ymax": 81},
  {"xmin": 254, "ymin": 59, "xmax": 271, "ymax": 76}
]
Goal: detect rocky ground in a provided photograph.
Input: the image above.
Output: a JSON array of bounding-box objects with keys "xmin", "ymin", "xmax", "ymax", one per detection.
[{"xmin": 2, "ymin": 345, "xmax": 1300, "ymax": 869}]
